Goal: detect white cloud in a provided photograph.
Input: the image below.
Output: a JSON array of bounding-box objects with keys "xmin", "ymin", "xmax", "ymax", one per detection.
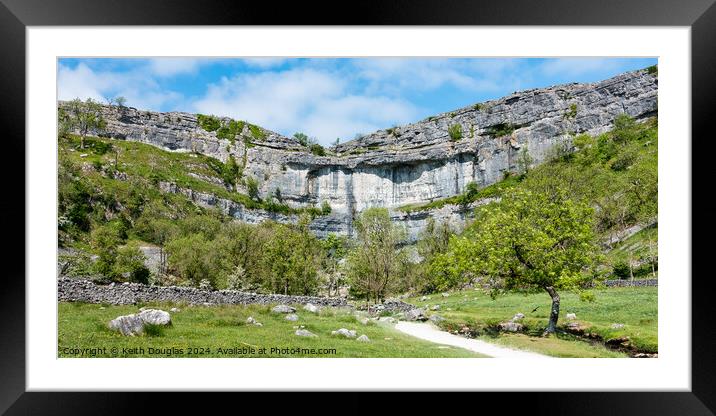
[
  {"xmin": 57, "ymin": 62, "xmax": 183, "ymax": 110},
  {"xmin": 192, "ymin": 68, "xmax": 418, "ymax": 145}
]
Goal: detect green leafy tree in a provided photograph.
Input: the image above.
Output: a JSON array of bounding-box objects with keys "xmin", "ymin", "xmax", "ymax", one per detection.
[
  {"xmin": 65, "ymin": 98, "xmax": 107, "ymax": 148},
  {"xmin": 166, "ymin": 233, "xmax": 216, "ymax": 287},
  {"xmin": 345, "ymin": 208, "xmax": 407, "ymax": 303},
  {"xmin": 293, "ymin": 132, "xmax": 309, "ymax": 146},
  {"xmin": 90, "ymin": 222, "xmax": 125, "ymax": 278},
  {"xmin": 246, "ymin": 177, "xmax": 260, "ymax": 201},
  {"xmin": 443, "ymin": 188, "xmax": 598, "ymax": 334},
  {"xmin": 113, "ymin": 241, "xmax": 150, "ymax": 284}
]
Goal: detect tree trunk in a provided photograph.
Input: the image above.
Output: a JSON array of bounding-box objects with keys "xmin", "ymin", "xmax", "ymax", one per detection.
[{"xmin": 544, "ymin": 286, "xmax": 560, "ymax": 335}]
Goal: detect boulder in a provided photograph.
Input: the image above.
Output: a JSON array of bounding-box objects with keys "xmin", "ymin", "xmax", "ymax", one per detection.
[
  {"xmin": 246, "ymin": 316, "xmax": 262, "ymax": 326},
  {"xmin": 498, "ymin": 321, "xmax": 524, "ymax": 332},
  {"xmin": 405, "ymin": 308, "xmax": 427, "ymax": 322},
  {"xmin": 356, "ymin": 335, "xmax": 370, "ymax": 342},
  {"xmin": 441, "ymin": 293, "xmax": 450, "ymax": 298},
  {"xmin": 511, "ymin": 313, "xmax": 525, "ymax": 322},
  {"xmin": 331, "ymin": 328, "xmax": 357, "ymax": 338},
  {"xmin": 137, "ymin": 309, "xmax": 172, "ymax": 326},
  {"xmin": 272, "ymin": 305, "xmax": 296, "ymax": 314},
  {"xmin": 108, "ymin": 314, "xmax": 145, "ymax": 336},
  {"xmin": 429, "ymin": 314, "xmax": 445, "ymax": 323},
  {"xmin": 431, "ymin": 305, "xmax": 441, "ymax": 311},
  {"xmin": 303, "ymin": 303, "xmax": 320, "ymax": 313},
  {"xmin": 566, "ymin": 313, "xmax": 577, "ymax": 320},
  {"xmin": 611, "ymin": 323, "xmax": 625, "ymax": 329},
  {"xmin": 285, "ymin": 313, "xmax": 299, "ymax": 321},
  {"xmin": 295, "ymin": 329, "xmax": 317, "ymax": 337}
]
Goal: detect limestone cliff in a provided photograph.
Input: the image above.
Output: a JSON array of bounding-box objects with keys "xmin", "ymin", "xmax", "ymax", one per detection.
[{"xmin": 62, "ymin": 68, "xmax": 658, "ymax": 241}]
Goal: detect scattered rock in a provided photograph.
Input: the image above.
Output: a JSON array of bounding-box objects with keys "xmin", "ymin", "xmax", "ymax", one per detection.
[
  {"xmin": 170, "ymin": 307, "xmax": 181, "ymax": 313},
  {"xmin": 285, "ymin": 313, "xmax": 299, "ymax": 321},
  {"xmin": 405, "ymin": 308, "xmax": 427, "ymax": 321},
  {"xmin": 431, "ymin": 305, "xmax": 441, "ymax": 311},
  {"xmin": 303, "ymin": 303, "xmax": 320, "ymax": 313},
  {"xmin": 498, "ymin": 321, "xmax": 524, "ymax": 332},
  {"xmin": 356, "ymin": 335, "xmax": 370, "ymax": 342},
  {"xmin": 429, "ymin": 314, "xmax": 445, "ymax": 323},
  {"xmin": 420, "ymin": 296, "xmax": 428, "ymax": 301},
  {"xmin": 246, "ymin": 316, "xmax": 263, "ymax": 326},
  {"xmin": 441, "ymin": 293, "xmax": 450, "ymax": 298},
  {"xmin": 331, "ymin": 328, "xmax": 357, "ymax": 338},
  {"xmin": 611, "ymin": 323, "xmax": 625, "ymax": 329},
  {"xmin": 295, "ymin": 329, "xmax": 317, "ymax": 337},
  {"xmin": 356, "ymin": 316, "xmax": 370, "ymax": 325},
  {"xmin": 511, "ymin": 313, "xmax": 525, "ymax": 322},
  {"xmin": 566, "ymin": 313, "xmax": 577, "ymax": 320},
  {"xmin": 272, "ymin": 304, "xmax": 296, "ymax": 314}
]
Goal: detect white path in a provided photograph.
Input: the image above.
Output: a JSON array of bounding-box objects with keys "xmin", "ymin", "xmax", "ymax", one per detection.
[{"xmin": 394, "ymin": 321, "xmax": 551, "ymax": 359}]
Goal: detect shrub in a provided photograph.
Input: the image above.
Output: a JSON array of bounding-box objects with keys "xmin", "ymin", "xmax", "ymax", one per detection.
[
  {"xmin": 310, "ymin": 143, "xmax": 326, "ymax": 156},
  {"xmin": 246, "ymin": 177, "xmax": 260, "ymax": 201},
  {"xmin": 197, "ymin": 114, "xmax": 221, "ymax": 132},
  {"xmin": 646, "ymin": 65, "xmax": 658, "ymax": 75},
  {"xmin": 199, "ymin": 278, "xmax": 213, "ymax": 291},
  {"xmin": 565, "ymin": 103, "xmax": 578, "ymax": 119},
  {"xmin": 448, "ymin": 124, "xmax": 463, "ymax": 141},
  {"xmin": 487, "ymin": 123, "xmax": 515, "ymax": 138},
  {"xmin": 293, "ymin": 132, "xmax": 309, "ymax": 146},
  {"xmin": 226, "ymin": 264, "xmax": 247, "ymax": 290},
  {"xmin": 249, "ymin": 124, "xmax": 265, "ymax": 140},
  {"xmin": 321, "ymin": 200, "xmax": 332, "ymax": 215},
  {"xmin": 113, "ymin": 241, "xmax": 150, "ymax": 284}
]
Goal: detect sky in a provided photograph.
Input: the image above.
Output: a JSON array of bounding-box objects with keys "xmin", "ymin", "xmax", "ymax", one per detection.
[{"xmin": 58, "ymin": 57, "xmax": 657, "ymax": 145}]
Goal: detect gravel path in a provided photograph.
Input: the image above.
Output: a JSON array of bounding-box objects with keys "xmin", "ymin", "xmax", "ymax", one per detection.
[{"xmin": 394, "ymin": 322, "xmax": 551, "ymax": 359}]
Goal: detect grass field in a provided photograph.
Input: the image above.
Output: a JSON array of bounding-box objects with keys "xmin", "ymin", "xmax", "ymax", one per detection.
[
  {"xmin": 405, "ymin": 286, "xmax": 657, "ymax": 357},
  {"xmin": 58, "ymin": 302, "xmax": 485, "ymax": 358}
]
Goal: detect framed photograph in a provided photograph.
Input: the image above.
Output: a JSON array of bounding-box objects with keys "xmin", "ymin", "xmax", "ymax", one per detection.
[{"xmin": 4, "ymin": 0, "xmax": 713, "ymax": 412}]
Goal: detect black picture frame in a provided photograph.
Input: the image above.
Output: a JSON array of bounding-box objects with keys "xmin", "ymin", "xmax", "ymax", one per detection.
[{"xmin": 1, "ymin": 0, "xmax": 713, "ymax": 413}]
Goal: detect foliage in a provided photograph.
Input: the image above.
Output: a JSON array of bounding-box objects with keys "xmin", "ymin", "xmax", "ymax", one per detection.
[
  {"xmin": 63, "ymin": 98, "xmax": 107, "ymax": 148},
  {"xmin": 248, "ymin": 124, "xmax": 265, "ymax": 140},
  {"xmin": 113, "ymin": 241, "xmax": 150, "ymax": 284},
  {"xmin": 197, "ymin": 114, "xmax": 221, "ymax": 132},
  {"xmin": 293, "ymin": 132, "xmax": 309, "ymax": 146},
  {"xmin": 321, "ymin": 200, "xmax": 332, "ymax": 215},
  {"xmin": 345, "ymin": 208, "xmax": 407, "ymax": 302},
  {"xmin": 246, "ymin": 176, "xmax": 260, "ymax": 201},
  {"xmin": 487, "ymin": 123, "xmax": 515, "ymax": 138},
  {"xmin": 565, "ymin": 103, "xmax": 578, "ymax": 119},
  {"xmin": 448, "ymin": 124, "xmax": 463, "ymax": 141},
  {"xmin": 646, "ymin": 64, "xmax": 658, "ymax": 75},
  {"xmin": 310, "ymin": 143, "xmax": 326, "ymax": 156},
  {"xmin": 216, "ymin": 120, "xmax": 245, "ymax": 143}
]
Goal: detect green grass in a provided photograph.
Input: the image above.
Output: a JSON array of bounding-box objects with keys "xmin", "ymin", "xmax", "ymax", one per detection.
[
  {"xmin": 607, "ymin": 224, "xmax": 658, "ymax": 266},
  {"xmin": 58, "ymin": 302, "xmax": 486, "ymax": 358},
  {"xmin": 406, "ymin": 286, "xmax": 657, "ymax": 357}
]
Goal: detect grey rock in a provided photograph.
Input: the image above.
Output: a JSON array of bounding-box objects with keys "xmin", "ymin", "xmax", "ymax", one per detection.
[
  {"xmin": 611, "ymin": 323, "xmax": 625, "ymax": 329},
  {"xmin": 108, "ymin": 314, "xmax": 145, "ymax": 336},
  {"xmin": 405, "ymin": 308, "xmax": 428, "ymax": 322},
  {"xmin": 431, "ymin": 304, "xmax": 441, "ymax": 311},
  {"xmin": 566, "ymin": 313, "xmax": 577, "ymax": 320},
  {"xmin": 272, "ymin": 305, "xmax": 297, "ymax": 314},
  {"xmin": 356, "ymin": 334, "xmax": 371, "ymax": 342},
  {"xmin": 331, "ymin": 328, "xmax": 357, "ymax": 338},
  {"xmin": 137, "ymin": 309, "xmax": 172, "ymax": 326},
  {"xmin": 378, "ymin": 317, "xmax": 397, "ymax": 324},
  {"xmin": 285, "ymin": 313, "xmax": 299, "ymax": 321},
  {"xmin": 511, "ymin": 313, "xmax": 525, "ymax": 322},
  {"xmin": 170, "ymin": 307, "xmax": 181, "ymax": 313},
  {"xmin": 429, "ymin": 314, "xmax": 445, "ymax": 323},
  {"xmin": 295, "ymin": 329, "xmax": 317, "ymax": 337},
  {"xmin": 303, "ymin": 303, "xmax": 320, "ymax": 313},
  {"xmin": 498, "ymin": 321, "xmax": 524, "ymax": 332}
]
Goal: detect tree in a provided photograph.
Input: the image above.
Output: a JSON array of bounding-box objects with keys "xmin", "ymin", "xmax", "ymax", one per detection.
[
  {"xmin": 113, "ymin": 241, "xmax": 150, "ymax": 284},
  {"xmin": 65, "ymin": 98, "xmax": 107, "ymax": 149},
  {"xmin": 114, "ymin": 96, "xmax": 127, "ymax": 108},
  {"xmin": 516, "ymin": 148, "xmax": 534, "ymax": 174},
  {"xmin": 293, "ymin": 132, "xmax": 309, "ymax": 146},
  {"xmin": 246, "ymin": 177, "xmax": 260, "ymax": 201},
  {"xmin": 165, "ymin": 234, "xmax": 216, "ymax": 287},
  {"xmin": 90, "ymin": 222, "xmax": 125, "ymax": 278},
  {"xmin": 345, "ymin": 208, "xmax": 407, "ymax": 303},
  {"xmin": 445, "ymin": 188, "xmax": 598, "ymax": 334}
]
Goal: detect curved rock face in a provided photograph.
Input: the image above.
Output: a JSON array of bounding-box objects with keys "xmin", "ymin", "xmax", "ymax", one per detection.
[{"xmin": 61, "ymin": 68, "xmax": 657, "ymax": 239}]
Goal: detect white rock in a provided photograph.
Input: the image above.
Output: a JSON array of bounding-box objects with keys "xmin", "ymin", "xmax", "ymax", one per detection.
[
  {"xmin": 331, "ymin": 328, "xmax": 357, "ymax": 338},
  {"xmin": 170, "ymin": 307, "xmax": 181, "ymax": 313},
  {"xmin": 431, "ymin": 305, "xmax": 441, "ymax": 311},
  {"xmin": 429, "ymin": 314, "xmax": 445, "ymax": 323},
  {"xmin": 356, "ymin": 335, "xmax": 370, "ymax": 342},
  {"xmin": 511, "ymin": 313, "xmax": 525, "ymax": 322},
  {"xmin": 246, "ymin": 316, "xmax": 256, "ymax": 324},
  {"xmin": 405, "ymin": 308, "xmax": 427, "ymax": 321},
  {"xmin": 566, "ymin": 313, "xmax": 577, "ymax": 320},
  {"xmin": 442, "ymin": 292, "xmax": 450, "ymax": 297},
  {"xmin": 285, "ymin": 313, "xmax": 299, "ymax": 321},
  {"xmin": 137, "ymin": 309, "xmax": 172, "ymax": 326},
  {"xmin": 303, "ymin": 303, "xmax": 320, "ymax": 313},
  {"xmin": 611, "ymin": 323, "xmax": 625, "ymax": 329},
  {"xmin": 272, "ymin": 304, "xmax": 296, "ymax": 314},
  {"xmin": 295, "ymin": 329, "xmax": 317, "ymax": 337},
  {"xmin": 420, "ymin": 296, "xmax": 428, "ymax": 301},
  {"xmin": 498, "ymin": 321, "xmax": 524, "ymax": 332}
]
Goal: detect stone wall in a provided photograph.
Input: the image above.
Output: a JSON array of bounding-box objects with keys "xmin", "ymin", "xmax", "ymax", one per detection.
[
  {"xmin": 602, "ymin": 279, "xmax": 658, "ymax": 287},
  {"xmin": 58, "ymin": 277, "xmax": 349, "ymax": 307}
]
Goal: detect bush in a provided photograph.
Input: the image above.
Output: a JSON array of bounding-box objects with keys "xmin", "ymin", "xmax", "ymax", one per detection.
[
  {"xmin": 310, "ymin": 143, "xmax": 326, "ymax": 156},
  {"xmin": 246, "ymin": 177, "xmax": 260, "ymax": 201},
  {"xmin": 248, "ymin": 124, "xmax": 265, "ymax": 140},
  {"xmin": 113, "ymin": 241, "xmax": 150, "ymax": 284},
  {"xmin": 448, "ymin": 124, "xmax": 463, "ymax": 141},
  {"xmin": 197, "ymin": 114, "xmax": 221, "ymax": 132},
  {"xmin": 487, "ymin": 123, "xmax": 515, "ymax": 138},
  {"xmin": 321, "ymin": 200, "xmax": 332, "ymax": 215}
]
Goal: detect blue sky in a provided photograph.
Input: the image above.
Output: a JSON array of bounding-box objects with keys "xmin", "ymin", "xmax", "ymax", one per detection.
[{"xmin": 58, "ymin": 57, "xmax": 656, "ymax": 145}]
